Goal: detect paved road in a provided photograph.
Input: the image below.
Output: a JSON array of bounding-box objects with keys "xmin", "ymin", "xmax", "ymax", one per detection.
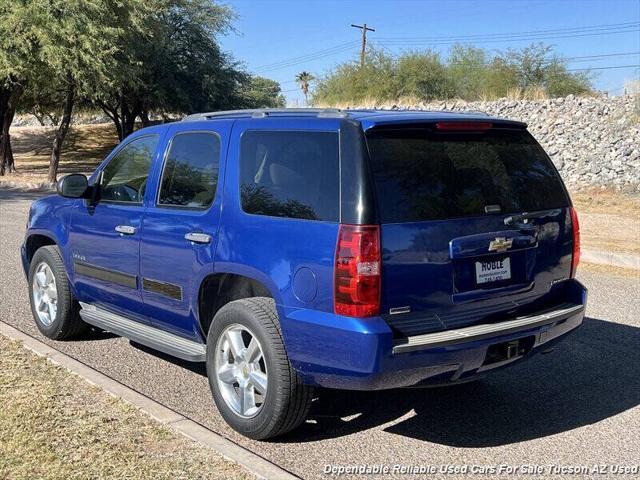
[{"xmin": 2, "ymin": 189, "xmax": 639, "ymax": 479}]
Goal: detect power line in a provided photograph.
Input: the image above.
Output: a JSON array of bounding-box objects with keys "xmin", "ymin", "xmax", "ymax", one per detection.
[
  {"xmin": 567, "ymin": 64, "xmax": 640, "ymax": 72},
  {"xmin": 253, "ymin": 41, "xmax": 359, "ymax": 71},
  {"xmin": 376, "ymin": 26, "xmax": 639, "ymax": 47},
  {"xmin": 255, "ymin": 44, "xmax": 360, "ymax": 73},
  {"xmin": 445, "ymin": 51, "xmax": 640, "ymax": 67},
  {"xmin": 375, "ymin": 21, "xmax": 639, "ymax": 41},
  {"xmin": 563, "ymin": 52, "xmax": 640, "ymax": 62}
]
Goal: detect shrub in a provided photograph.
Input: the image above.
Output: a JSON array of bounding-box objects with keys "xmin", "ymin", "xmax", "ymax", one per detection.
[{"xmin": 313, "ymin": 43, "xmax": 594, "ymax": 105}]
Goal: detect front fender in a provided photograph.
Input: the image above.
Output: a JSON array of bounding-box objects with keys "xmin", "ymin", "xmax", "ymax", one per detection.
[{"xmin": 24, "ymin": 196, "xmax": 76, "ymax": 289}]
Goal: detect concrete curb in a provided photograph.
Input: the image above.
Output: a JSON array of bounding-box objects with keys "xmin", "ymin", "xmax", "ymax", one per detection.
[
  {"xmin": 582, "ymin": 249, "xmax": 640, "ymax": 270},
  {"xmin": 0, "ymin": 321, "xmax": 299, "ymax": 480}
]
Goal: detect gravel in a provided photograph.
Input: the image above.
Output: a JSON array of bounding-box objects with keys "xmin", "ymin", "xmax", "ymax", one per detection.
[{"xmin": 1, "ymin": 190, "xmax": 639, "ymax": 479}]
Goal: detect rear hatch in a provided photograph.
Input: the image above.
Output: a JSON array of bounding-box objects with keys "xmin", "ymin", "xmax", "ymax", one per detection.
[{"xmin": 365, "ymin": 121, "xmax": 575, "ymax": 337}]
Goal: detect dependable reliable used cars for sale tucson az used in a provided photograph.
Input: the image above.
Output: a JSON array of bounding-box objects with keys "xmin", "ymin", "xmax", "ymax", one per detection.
[{"xmin": 22, "ymin": 108, "xmax": 586, "ymax": 439}]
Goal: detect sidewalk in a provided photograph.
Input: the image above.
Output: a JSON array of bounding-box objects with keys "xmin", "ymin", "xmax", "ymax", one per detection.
[{"xmin": 581, "ymin": 249, "xmax": 639, "ymax": 270}]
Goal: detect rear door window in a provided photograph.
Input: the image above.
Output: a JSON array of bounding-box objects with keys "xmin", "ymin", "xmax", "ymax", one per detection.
[
  {"xmin": 239, "ymin": 130, "xmax": 339, "ymax": 221},
  {"xmin": 158, "ymin": 132, "xmax": 220, "ymax": 209},
  {"xmin": 366, "ymin": 127, "xmax": 569, "ymax": 223}
]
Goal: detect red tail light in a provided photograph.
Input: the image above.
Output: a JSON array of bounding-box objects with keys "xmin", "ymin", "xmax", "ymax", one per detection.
[
  {"xmin": 334, "ymin": 224, "xmax": 381, "ymax": 317},
  {"xmin": 570, "ymin": 207, "xmax": 580, "ymax": 278},
  {"xmin": 435, "ymin": 121, "xmax": 492, "ymax": 131}
]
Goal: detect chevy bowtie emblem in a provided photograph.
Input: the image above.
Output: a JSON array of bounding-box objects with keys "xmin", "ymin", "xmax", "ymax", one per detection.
[{"xmin": 488, "ymin": 237, "xmax": 513, "ymax": 253}]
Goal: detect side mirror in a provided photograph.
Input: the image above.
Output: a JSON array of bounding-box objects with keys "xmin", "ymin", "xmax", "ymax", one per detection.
[{"xmin": 56, "ymin": 174, "xmax": 89, "ymax": 198}]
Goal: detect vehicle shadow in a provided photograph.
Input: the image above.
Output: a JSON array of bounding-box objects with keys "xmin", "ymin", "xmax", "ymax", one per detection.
[
  {"xmin": 281, "ymin": 317, "xmax": 640, "ymax": 446},
  {"xmin": 130, "ymin": 341, "xmax": 208, "ymax": 376},
  {"xmin": 79, "ymin": 327, "xmax": 119, "ymax": 342},
  {"xmin": 0, "ymin": 187, "xmax": 47, "ymax": 204}
]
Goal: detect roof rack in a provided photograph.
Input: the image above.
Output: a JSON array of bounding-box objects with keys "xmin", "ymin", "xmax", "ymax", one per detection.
[{"xmin": 183, "ymin": 108, "xmax": 347, "ymax": 121}]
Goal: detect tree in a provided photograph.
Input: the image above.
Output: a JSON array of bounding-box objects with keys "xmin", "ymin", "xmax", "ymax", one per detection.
[
  {"xmin": 19, "ymin": 80, "xmax": 63, "ymax": 127},
  {"xmin": 295, "ymin": 71, "xmax": 314, "ymax": 106},
  {"xmin": 314, "ymin": 43, "xmax": 594, "ymax": 105},
  {"xmin": 40, "ymin": 0, "xmax": 124, "ymax": 182},
  {"xmin": 543, "ymin": 60, "xmax": 592, "ymax": 97},
  {"xmin": 314, "ymin": 48, "xmax": 396, "ymax": 105},
  {"xmin": 0, "ymin": 0, "xmax": 128, "ymax": 180},
  {"xmin": 481, "ymin": 57, "xmax": 518, "ymax": 99},
  {"xmin": 240, "ymin": 76, "xmax": 285, "ymax": 108},
  {"xmin": 94, "ymin": 0, "xmax": 243, "ymax": 140},
  {"xmin": 395, "ymin": 50, "xmax": 454, "ymax": 100},
  {"xmin": 448, "ymin": 45, "xmax": 490, "ymax": 100},
  {"xmin": 0, "ymin": 83, "xmax": 22, "ymax": 175},
  {"xmin": 500, "ymin": 43, "xmax": 592, "ymax": 97},
  {"xmin": 0, "ymin": 1, "xmax": 42, "ymax": 175}
]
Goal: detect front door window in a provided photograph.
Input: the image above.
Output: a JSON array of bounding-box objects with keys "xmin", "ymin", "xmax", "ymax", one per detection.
[{"xmin": 101, "ymin": 135, "xmax": 159, "ymax": 204}]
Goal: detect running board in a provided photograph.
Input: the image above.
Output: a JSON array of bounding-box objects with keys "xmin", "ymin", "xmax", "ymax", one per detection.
[
  {"xmin": 392, "ymin": 303, "xmax": 584, "ymax": 354},
  {"xmin": 79, "ymin": 303, "xmax": 206, "ymax": 362}
]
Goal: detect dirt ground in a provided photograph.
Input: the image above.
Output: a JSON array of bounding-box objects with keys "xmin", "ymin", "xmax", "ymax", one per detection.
[
  {"xmin": 0, "ymin": 124, "xmax": 118, "ymax": 185},
  {"xmin": 1, "ymin": 123, "xmax": 638, "ymax": 254},
  {"xmin": 0, "ymin": 335, "xmax": 251, "ymax": 480},
  {"xmin": 562, "ymin": 190, "xmax": 639, "ymax": 254}
]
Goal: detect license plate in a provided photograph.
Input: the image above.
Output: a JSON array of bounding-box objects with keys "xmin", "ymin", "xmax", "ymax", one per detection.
[{"xmin": 475, "ymin": 257, "xmax": 511, "ymax": 284}]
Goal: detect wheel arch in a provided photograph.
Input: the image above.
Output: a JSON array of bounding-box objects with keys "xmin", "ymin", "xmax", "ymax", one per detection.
[
  {"xmin": 197, "ymin": 267, "xmax": 281, "ymax": 337},
  {"xmin": 24, "ymin": 233, "xmax": 58, "ymax": 265}
]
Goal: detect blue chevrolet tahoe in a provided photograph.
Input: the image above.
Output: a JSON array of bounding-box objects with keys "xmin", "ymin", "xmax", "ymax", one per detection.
[{"xmin": 22, "ymin": 108, "xmax": 587, "ymax": 439}]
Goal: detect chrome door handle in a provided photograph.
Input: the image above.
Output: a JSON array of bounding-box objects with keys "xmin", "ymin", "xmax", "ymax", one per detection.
[
  {"xmin": 185, "ymin": 232, "xmax": 212, "ymax": 244},
  {"xmin": 115, "ymin": 225, "xmax": 136, "ymax": 235}
]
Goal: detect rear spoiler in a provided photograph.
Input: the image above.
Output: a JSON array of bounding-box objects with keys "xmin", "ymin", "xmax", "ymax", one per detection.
[{"xmin": 364, "ymin": 118, "xmax": 528, "ymax": 131}]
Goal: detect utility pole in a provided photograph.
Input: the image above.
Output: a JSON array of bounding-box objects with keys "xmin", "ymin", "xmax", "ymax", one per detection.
[{"xmin": 351, "ymin": 23, "xmax": 375, "ymax": 68}]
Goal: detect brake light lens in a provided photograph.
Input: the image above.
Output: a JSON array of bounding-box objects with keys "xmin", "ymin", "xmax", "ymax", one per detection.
[
  {"xmin": 435, "ymin": 121, "xmax": 492, "ymax": 131},
  {"xmin": 334, "ymin": 224, "xmax": 381, "ymax": 317},
  {"xmin": 570, "ymin": 206, "xmax": 580, "ymax": 278}
]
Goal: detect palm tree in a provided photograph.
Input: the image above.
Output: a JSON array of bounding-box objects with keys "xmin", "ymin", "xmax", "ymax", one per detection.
[{"xmin": 295, "ymin": 71, "xmax": 314, "ymax": 106}]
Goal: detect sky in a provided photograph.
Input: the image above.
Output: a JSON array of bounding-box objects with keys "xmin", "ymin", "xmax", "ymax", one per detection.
[{"xmin": 219, "ymin": 0, "xmax": 640, "ymax": 105}]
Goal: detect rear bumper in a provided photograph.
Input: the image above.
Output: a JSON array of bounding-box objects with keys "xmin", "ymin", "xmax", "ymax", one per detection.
[{"xmin": 282, "ymin": 280, "xmax": 587, "ymax": 390}]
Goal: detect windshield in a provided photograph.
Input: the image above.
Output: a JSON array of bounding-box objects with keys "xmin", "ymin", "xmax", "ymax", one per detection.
[{"xmin": 366, "ymin": 127, "xmax": 569, "ymax": 223}]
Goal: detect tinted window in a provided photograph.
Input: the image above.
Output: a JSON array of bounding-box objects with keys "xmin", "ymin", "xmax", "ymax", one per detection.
[
  {"xmin": 366, "ymin": 128, "xmax": 569, "ymax": 223},
  {"xmin": 239, "ymin": 130, "xmax": 339, "ymax": 221},
  {"xmin": 158, "ymin": 132, "xmax": 220, "ymax": 208},
  {"xmin": 101, "ymin": 135, "xmax": 158, "ymax": 203}
]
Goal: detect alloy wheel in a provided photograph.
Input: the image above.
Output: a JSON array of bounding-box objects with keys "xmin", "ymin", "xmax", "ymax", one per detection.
[
  {"xmin": 32, "ymin": 262, "xmax": 58, "ymax": 326},
  {"xmin": 214, "ymin": 324, "xmax": 268, "ymax": 418}
]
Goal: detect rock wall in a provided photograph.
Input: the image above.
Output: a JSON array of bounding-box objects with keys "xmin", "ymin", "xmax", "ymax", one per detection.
[{"xmin": 351, "ymin": 94, "xmax": 640, "ymax": 191}]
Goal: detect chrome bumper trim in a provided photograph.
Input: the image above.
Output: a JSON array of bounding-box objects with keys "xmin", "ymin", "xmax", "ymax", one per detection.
[{"xmin": 392, "ymin": 303, "xmax": 584, "ymax": 354}]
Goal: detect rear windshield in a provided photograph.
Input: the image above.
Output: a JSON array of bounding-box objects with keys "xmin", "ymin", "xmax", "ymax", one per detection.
[{"xmin": 366, "ymin": 127, "xmax": 569, "ymax": 223}]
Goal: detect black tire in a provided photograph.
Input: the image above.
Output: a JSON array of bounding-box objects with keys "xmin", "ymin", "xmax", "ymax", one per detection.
[
  {"xmin": 206, "ymin": 297, "xmax": 313, "ymax": 440},
  {"xmin": 28, "ymin": 245, "xmax": 87, "ymax": 340}
]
